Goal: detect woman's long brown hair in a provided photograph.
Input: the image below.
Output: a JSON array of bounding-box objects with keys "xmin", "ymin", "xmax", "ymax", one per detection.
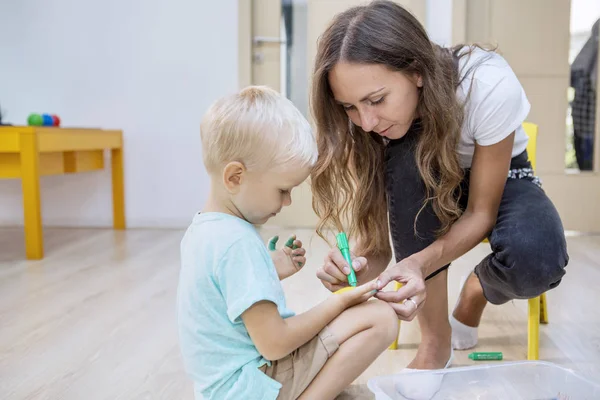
[{"xmin": 311, "ymin": 0, "xmax": 476, "ymax": 257}]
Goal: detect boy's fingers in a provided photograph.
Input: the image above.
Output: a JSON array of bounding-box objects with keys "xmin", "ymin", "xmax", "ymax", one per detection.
[
  {"xmin": 292, "ymin": 248, "xmax": 306, "ymax": 256},
  {"xmin": 268, "ymin": 236, "xmax": 279, "ymax": 251},
  {"xmin": 360, "ymin": 287, "xmax": 378, "ymax": 302},
  {"xmin": 284, "ymin": 235, "xmax": 296, "ymax": 248},
  {"xmin": 374, "ymin": 290, "xmax": 401, "ymax": 303},
  {"xmin": 293, "ymin": 256, "xmax": 306, "ymax": 268},
  {"xmin": 352, "ymin": 280, "xmax": 378, "ymax": 296}
]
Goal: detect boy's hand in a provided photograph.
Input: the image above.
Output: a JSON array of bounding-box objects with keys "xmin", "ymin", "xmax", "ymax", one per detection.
[
  {"xmin": 268, "ymin": 235, "xmax": 306, "ymax": 280},
  {"xmin": 334, "ymin": 279, "xmax": 379, "ymax": 309}
]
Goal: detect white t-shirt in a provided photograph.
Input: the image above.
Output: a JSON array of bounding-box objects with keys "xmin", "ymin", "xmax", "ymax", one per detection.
[{"xmin": 455, "ymin": 47, "xmax": 531, "ymax": 168}]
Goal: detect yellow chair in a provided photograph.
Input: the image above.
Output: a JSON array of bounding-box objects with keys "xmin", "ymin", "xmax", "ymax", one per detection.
[{"xmin": 388, "ymin": 122, "xmax": 548, "ymax": 361}]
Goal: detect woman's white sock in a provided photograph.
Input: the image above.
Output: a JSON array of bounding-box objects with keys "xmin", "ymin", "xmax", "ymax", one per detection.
[{"xmin": 450, "ymin": 315, "xmax": 478, "ymax": 350}]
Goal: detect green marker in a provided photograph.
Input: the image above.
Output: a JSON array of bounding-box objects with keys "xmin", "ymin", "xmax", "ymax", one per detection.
[
  {"xmin": 336, "ymin": 232, "xmax": 357, "ymax": 287},
  {"xmin": 468, "ymin": 352, "xmax": 503, "ymax": 361}
]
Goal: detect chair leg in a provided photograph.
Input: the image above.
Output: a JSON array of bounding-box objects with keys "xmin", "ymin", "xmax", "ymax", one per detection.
[
  {"xmin": 539, "ymin": 292, "xmax": 548, "ymax": 324},
  {"xmin": 389, "ymin": 331, "xmax": 400, "ymax": 350},
  {"xmin": 528, "ymin": 296, "xmax": 540, "ymax": 360},
  {"xmin": 388, "ymin": 281, "xmax": 403, "ymax": 350}
]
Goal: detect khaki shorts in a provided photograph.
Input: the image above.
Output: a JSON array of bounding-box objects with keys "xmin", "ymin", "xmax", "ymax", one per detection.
[{"xmin": 258, "ymin": 326, "xmax": 339, "ymax": 400}]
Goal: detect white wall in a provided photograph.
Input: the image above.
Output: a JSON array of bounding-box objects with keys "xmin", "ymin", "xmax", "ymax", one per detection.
[
  {"xmin": 426, "ymin": 0, "xmax": 453, "ymax": 46},
  {"xmin": 289, "ymin": 1, "xmax": 309, "ymax": 118},
  {"xmin": 0, "ymin": 0, "xmax": 238, "ymax": 228}
]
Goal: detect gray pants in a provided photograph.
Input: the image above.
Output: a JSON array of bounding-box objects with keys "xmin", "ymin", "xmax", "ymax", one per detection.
[{"xmin": 384, "ymin": 123, "xmax": 568, "ymax": 305}]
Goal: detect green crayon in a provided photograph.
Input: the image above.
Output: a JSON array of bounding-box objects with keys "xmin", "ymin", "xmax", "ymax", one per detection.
[{"xmin": 468, "ymin": 352, "xmax": 503, "ymax": 361}]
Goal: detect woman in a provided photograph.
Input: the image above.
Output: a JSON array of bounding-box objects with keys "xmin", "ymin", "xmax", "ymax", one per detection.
[{"xmin": 310, "ymin": 0, "xmax": 568, "ymax": 370}]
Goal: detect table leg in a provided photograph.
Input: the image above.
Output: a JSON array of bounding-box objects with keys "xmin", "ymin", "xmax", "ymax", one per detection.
[
  {"xmin": 528, "ymin": 296, "xmax": 540, "ymax": 360},
  {"xmin": 111, "ymin": 148, "xmax": 125, "ymax": 229},
  {"xmin": 20, "ymin": 132, "xmax": 43, "ymax": 259}
]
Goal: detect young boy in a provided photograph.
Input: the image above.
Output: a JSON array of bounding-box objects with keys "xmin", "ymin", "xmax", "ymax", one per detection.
[{"xmin": 177, "ymin": 86, "xmax": 399, "ymax": 400}]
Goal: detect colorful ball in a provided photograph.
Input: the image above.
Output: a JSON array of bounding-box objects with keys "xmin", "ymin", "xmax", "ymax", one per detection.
[
  {"xmin": 51, "ymin": 115, "xmax": 61, "ymax": 126},
  {"xmin": 42, "ymin": 114, "xmax": 54, "ymax": 126},
  {"xmin": 27, "ymin": 113, "xmax": 43, "ymax": 126}
]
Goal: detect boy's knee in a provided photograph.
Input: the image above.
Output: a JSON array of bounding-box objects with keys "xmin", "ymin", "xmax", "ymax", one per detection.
[{"xmin": 367, "ymin": 300, "xmax": 399, "ymax": 342}]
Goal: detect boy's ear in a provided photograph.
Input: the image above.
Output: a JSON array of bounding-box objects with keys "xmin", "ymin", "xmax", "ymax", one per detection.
[{"xmin": 223, "ymin": 161, "xmax": 246, "ymax": 193}]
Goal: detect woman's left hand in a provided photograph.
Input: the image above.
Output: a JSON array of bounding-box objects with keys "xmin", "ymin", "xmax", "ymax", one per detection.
[{"xmin": 374, "ymin": 257, "xmax": 427, "ymax": 321}]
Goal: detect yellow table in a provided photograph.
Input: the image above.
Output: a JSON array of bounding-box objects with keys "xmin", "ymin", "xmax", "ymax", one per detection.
[{"xmin": 0, "ymin": 126, "xmax": 125, "ymax": 259}]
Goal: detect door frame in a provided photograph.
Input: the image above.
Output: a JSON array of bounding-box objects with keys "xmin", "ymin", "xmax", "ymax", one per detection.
[{"xmin": 238, "ymin": 0, "xmax": 252, "ymax": 89}]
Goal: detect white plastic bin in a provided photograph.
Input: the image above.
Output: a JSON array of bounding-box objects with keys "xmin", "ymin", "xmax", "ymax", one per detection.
[{"xmin": 367, "ymin": 361, "xmax": 600, "ymax": 400}]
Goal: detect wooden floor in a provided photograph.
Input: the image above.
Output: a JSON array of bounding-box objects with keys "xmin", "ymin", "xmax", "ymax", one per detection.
[{"xmin": 1, "ymin": 226, "xmax": 600, "ymax": 399}]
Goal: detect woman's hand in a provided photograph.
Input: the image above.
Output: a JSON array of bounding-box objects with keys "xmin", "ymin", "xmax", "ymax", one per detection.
[
  {"xmin": 316, "ymin": 247, "xmax": 371, "ymax": 292},
  {"xmin": 374, "ymin": 257, "xmax": 426, "ymax": 321}
]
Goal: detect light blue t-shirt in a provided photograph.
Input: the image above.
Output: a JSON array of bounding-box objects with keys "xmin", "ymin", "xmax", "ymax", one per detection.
[{"xmin": 177, "ymin": 212, "xmax": 295, "ymax": 400}]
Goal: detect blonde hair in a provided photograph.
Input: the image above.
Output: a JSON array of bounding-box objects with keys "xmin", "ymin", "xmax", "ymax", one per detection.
[{"xmin": 201, "ymin": 85, "xmax": 318, "ymax": 174}]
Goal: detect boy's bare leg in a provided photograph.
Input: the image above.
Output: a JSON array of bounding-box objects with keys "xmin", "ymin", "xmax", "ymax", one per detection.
[{"xmin": 298, "ymin": 299, "xmax": 399, "ymax": 400}]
